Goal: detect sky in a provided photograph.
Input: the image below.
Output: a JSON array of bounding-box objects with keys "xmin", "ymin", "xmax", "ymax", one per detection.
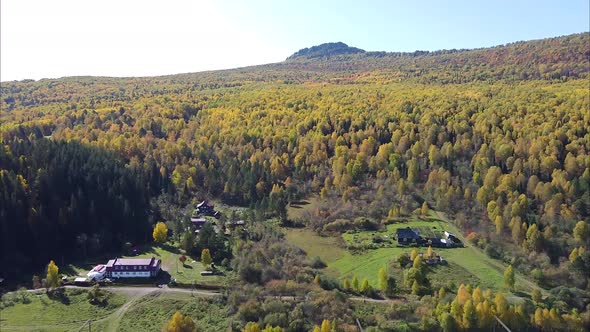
[{"xmin": 1, "ymin": 0, "xmax": 588, "ymax": 81}]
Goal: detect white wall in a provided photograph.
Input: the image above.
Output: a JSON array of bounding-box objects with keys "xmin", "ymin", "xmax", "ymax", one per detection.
[{"xmin": 111, "ymin": 271, "xmax": 151, "ymax": 278}]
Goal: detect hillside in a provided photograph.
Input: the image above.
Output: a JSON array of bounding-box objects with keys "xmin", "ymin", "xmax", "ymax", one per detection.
[
  {"xmin": 1, "ymin": 33, "xmax": 589, "ymax": 331},
  {"xmin": 287, "ymin": 42, "xmax": 366, "ymax": 59}
]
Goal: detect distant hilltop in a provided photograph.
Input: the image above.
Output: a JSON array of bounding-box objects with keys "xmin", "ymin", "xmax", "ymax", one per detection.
[{"xmin": 287, "ymin": 42, "xmax": 365, "ymax": 60}]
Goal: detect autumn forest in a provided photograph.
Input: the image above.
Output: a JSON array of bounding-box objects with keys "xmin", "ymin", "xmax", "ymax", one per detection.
[{"xmin": 1, "ymin": 33, "xmax": 589, "ymax": 331}]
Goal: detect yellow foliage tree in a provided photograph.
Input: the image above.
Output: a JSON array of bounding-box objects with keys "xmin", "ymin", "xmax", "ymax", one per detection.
[
  {"xmin": 162, "ymin": 311, "xmax": 196, "ymax": 332},
  {"xmin": 420, "ymin": 202, "xmax": 429, "ymax": 216},
  {"xmin": 153, "ymin": 221, "xmax": 168, "ymax": 243},
  {"xmin": 456, "ymin": 284, "xmax": 470, "ymax": 305},
  {"xmin": 46, "ymin": 260, "xmax": 59, "ymax": 288},
  {"xmin": 201, "ymin": 249, "xmax": 212, "ymax": 268},
  {"xmin": 426, "ymin": 246, "xmax": 433, "ymax": 259},
  {"xmin": 472, "ymin": 286, "xmax": 483, "ymax": 304},
  {"xmin": 410, "ymin": 249, "xmax": 418, "ymax": 261},
  {"xmin": 243, "ymin": 322, "xmax": 261, "ymax": 332}
]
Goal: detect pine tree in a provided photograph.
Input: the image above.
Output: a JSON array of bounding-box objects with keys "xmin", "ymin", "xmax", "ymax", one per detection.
[{"xmin": 320, "ymin": 319, "xmax": 331, "ymax": 332}]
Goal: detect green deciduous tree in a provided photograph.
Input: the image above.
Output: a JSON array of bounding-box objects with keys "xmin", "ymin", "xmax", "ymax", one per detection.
[
  {"xmin": 504, "ymin": 265, "xmax": 515, "ymax": 291},
  {"xmin": 351, "ymin": 276, "xmax": 359, "ymax": 292}
]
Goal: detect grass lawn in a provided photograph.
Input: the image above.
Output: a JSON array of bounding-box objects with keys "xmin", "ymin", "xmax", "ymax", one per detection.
[
  {"xmin": 287, "ymin": 195, "xmax": 323, "ymax": 221},
  {"xmin": 128, "ymin": 245, "xmax": 225, "ymax": 286},
  {"xmin": 64, "ymin": 244, "xmax": 225, "ymax": 286},
  {"xmin": 117, "ymin": 292, "xmax": 229, "ymax": 332},
  {"xmin": 342, "ymin": 215, "xmax": 447, "ymax": 248},
  {"xmin": 284, "ymin": 228, "xmax": 345, "ymax": 264},
  {"xmin": 0, "ymin": 289, "xmax": 126, "ymax": 332},
  {"xmin": 285, "ymin": 210, "xmax": 534, "ymax": 294}
]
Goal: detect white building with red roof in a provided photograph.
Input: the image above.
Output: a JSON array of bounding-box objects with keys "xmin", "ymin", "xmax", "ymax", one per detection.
[{"xmin": 105, "ymin": 257, "xmax": 161, "ymax": 278}]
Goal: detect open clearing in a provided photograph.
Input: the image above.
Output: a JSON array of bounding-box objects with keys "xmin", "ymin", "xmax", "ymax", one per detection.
[
  {"xmin": 0, "ymin": 289, "xmax": 127, "ymax": 332},
  {"xmin": 284, "ymin": 210, "xmax": 536, "ymax": 293},
  {"xmin": 0, "ymin": 287, "xmax": 222, "ymax": 332}
]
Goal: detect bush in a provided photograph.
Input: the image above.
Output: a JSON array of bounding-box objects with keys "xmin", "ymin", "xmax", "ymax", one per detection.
[
  {"xmin": 353, "ymin": 217, "xmax": 380, "ymax": 231},
  {"xmin": 319, "ymin": 275, "xmax": 341, "ymax": 291},
  {"xmin": 323, "ymin": 219, "xmax": 354, "ymax": 232},
  {"xmin": 310, "ymin": 256, "xmax": 327, "ymax": 269},
  {"xmin": 484, "ymin": 244, "xmax": 501, "ymax": 259}
]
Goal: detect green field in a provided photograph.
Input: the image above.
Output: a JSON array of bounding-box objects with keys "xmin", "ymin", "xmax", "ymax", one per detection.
[
  {"xmin": 342, "ymin": 215, "xmax": 446, "ymax": 249},
  {"xmin": 284, "ymin": 211, "xmax": 535, "ymax": 294},
  {"xmin": 0, "ymin": 289, "xmax": 127, "ymax": 332},
  {"xmin": 0, "ymin": 288, "xmax": 226, "ymax": 332},
  {"xmin": 133, "ymin": 245, "xmax": 225, "ymax": 286},
  {"xmin": 284, "ymin": 228, "xmax": 345, "ymax": 264},
  {"xmin": 117, "ymin": 292, "xmax": 229, "ymax": 332}
]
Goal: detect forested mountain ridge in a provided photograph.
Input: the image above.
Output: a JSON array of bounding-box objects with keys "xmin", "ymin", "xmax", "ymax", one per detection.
[
  {"xmin": 0, "ymin": 33, "xmax": 589, "ymax": 328},
  {"xmin": 1, "ymin": 33, "xmax": 588, "ymax": 112},
  {"xmin": 287, "ymin": 42, "xmax": 366, "ymax": 59}
]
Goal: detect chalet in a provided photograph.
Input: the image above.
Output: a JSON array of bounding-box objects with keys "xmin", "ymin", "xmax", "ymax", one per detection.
[
  {"xmin": 105, "ymin": 257, "xmax": 161, "ymax": 278},
  {"xmin": 197, "ymin": 200, "xmax": 222, "ymax": 219},
  {"xmin": 396, "ymin": 227, "xmax": 425, "ymax": 245},
  {"xmin": 191, "ymin": 218, "xmax": 207, "ymax": 229}
]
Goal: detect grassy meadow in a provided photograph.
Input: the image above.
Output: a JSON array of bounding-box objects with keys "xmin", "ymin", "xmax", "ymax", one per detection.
[
  {"xmin": 0, "ymin": 289, "xmax": 127, "ymax": 332},
  {"xmin": 117, "ymin": 292, "xmax": 229, "ymax": 332},
  {"xmin": 284, "ymin": 210, "xmax": 535, "ymax": 294}
]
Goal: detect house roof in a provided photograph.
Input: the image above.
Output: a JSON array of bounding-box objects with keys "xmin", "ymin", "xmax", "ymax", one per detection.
[
  {"xmin": 191, "ymin": 218, "xmax": 207, "ymax": 224},
  {"xmin": 106, "ymin": 257, "xmax": 160, "ymax": 268},
  {"xmin": 197, "ymin": 200, "xmax": 212, "ymax": 208},
  {"xmin": 396, "ymin": 227, "xmax": 421, "ymax": 239}
]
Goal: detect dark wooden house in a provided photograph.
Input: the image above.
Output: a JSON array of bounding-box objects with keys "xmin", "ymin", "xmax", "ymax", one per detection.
[{"xmin": 396, "ymin": 227, "xmax": 425, "ymax": 245}]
